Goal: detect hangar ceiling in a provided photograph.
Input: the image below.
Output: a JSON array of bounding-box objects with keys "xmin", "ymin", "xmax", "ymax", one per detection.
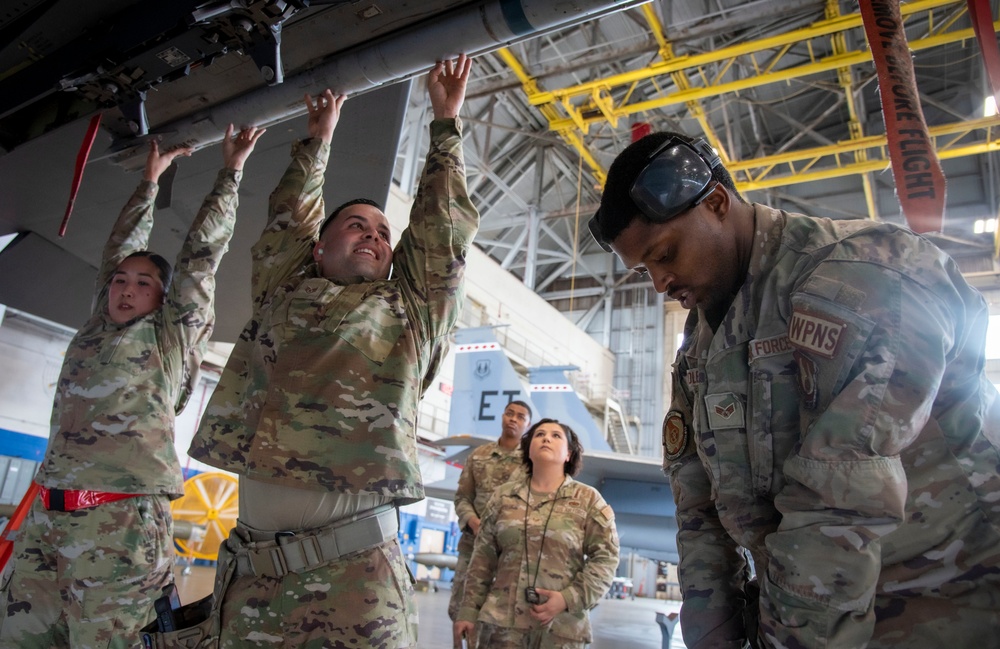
[
  {"xmin": 1, "ymin": 0, "xmax": 997, "ymax": 452},
  {"xmin": 409, "ymin": 0, "xmax": 1000, "ymax": 315},
  {"xmin": 394, "ymin": 0, "xmax": 1000, "ymax": 450}
]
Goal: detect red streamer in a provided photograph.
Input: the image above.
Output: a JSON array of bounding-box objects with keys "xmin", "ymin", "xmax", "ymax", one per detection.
[
  {"xmin": 0, "ymin": 482, "xmax": 39, "ymax": 572},
  {"xmin": 58, "ymin": 112, "xmax": 103, "ymax": 237}
]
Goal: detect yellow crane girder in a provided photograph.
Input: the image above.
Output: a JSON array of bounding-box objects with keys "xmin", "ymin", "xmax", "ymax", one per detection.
[
  {"xmin": 530, "ymin": 0, "xmax": 962, "ymax": 108},
  {"xmin": 825, "ymin": 0, "xmax": 878, "ymax": 219},
  {"xmin": 639, "ymin": 4, "xmax": 730, "ymax": 164},
  {"xmin": 732, "ymin": 116, "xmax": 1000, "ymax": 191},
  {"xmin": 544, "ymin": 18, "xmax": 988, "ymax": 133},
  {"xmin": 496, "ymin": 0, "xmax": 995, "ymax": 218},
  {"xmin": 497, "ymin": 47, "xmax": 607, "ymax": 184}
]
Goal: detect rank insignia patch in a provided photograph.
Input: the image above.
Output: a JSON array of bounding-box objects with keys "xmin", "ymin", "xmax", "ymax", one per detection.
[{"xmin": 704, "ymin": 393, "xmax": 745, "ymax": 429}]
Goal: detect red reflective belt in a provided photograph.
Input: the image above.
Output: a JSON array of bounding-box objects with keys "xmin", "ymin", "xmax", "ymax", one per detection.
[{"xmin": 39, "ymin": 486, "xmax": 141, "ymax": 512}]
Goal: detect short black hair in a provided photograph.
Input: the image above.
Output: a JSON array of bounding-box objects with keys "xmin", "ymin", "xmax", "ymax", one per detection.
[
  {"xmin": 506, "ymin": 400, "xmax": 532, "ymax": 420},
  {"xmin": 318, "ymin": 198, "xmax": 384, "ymax": 237},
  {"xmin": 520, "ymin": 418, "xmax": 583, "ymax": 477},
  {"xmin": 123, "ymin": 251, "xmax": 172, "ymax": 293},
  {"xmin": 597, "ymin": 131, "xmax": 746, "ymax": 244}
]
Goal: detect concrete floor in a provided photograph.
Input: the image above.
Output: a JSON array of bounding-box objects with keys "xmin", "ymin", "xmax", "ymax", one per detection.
[{"xmin": 172, "ymin": 564, "xmax": 686, "ymax": 648}]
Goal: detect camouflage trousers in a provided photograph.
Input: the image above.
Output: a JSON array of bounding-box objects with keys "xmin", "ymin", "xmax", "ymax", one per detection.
[
  {"xmin": 447, "ymin": 532, "xmax": 475, "ymax": 621},
  {"xmin": 449, "ymin": 533, "xmax": 478, "ymax": 648},
  {"xmin": 215, "ymin": 533, "xmax": 417, "ymax": 648},
  {"xmin": 0, "ymin": 494, "xmax": 174, "ymax": 649},
  {"xmin": 475, "ymin": 623, "xmax": 584, "ymax": 649},
  {"xmin": 755, "ymin": 576, "xmax": 1000, "ymax": 648},
  {"xmin": 844, "ymin": 592, "xmax": 1000, "ymax": 649}
]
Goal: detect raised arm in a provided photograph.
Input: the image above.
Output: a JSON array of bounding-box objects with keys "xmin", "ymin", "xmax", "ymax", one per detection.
[
  {"xmin": 97, "ymin": 142, "xmax": 192, "ymax": 292},
  {"xmin": 251, "ymin": 90, "xmax": 347, "ymax": 303},
  {"xmin": 144, "ymin": 141, "xmax": 193, "ymax": 183},
  {"xmin": 392, "ymin": 56, "xmax": 480, "ymax": 341},
  {"xmin": 164, "ymin": 125, "xmax": 262, "ymax": 354},
  {"xmin": 306, "ymin": 89, "xmax": 346, "ymax": 145}
]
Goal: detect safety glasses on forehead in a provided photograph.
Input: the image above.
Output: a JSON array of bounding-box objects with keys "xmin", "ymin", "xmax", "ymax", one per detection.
[{"xmin": 589, "ymin": 137, "xmax": 722, "ymax": 252}]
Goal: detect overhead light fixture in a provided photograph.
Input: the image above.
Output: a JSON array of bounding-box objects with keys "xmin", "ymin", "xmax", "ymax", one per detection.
[
  {"xmin": 973, "ymin": 218, "xmax": 997, "ymax": 234},
  {"xmin": 986, "ymin": 95, "xmax": 997, "ymax": 117}
]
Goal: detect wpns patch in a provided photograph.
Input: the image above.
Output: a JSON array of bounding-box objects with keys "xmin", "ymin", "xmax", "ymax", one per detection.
[
  {"xmin": 788, "ymin": 309, "xmax": 845, "ymax": 359},
  {"xmin": 662, "ymin": 410, "xmax": 689, "ymax": 461}
]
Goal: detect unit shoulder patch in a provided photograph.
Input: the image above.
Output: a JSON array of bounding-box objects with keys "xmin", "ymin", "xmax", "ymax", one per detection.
[{"xmin": 662, "ymin": 410, "xmax": 689, "ymax": 462}]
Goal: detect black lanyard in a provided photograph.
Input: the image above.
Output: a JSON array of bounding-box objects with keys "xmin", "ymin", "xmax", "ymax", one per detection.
[{"xmin": 523, "ymin": 480, "xmax": 562, "ymax": 595}]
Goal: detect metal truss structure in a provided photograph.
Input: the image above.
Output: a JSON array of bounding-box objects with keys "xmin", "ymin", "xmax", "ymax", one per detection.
[{"xmin": 392, "ymin": 0, "xmax": 1000, "ymax": 452}]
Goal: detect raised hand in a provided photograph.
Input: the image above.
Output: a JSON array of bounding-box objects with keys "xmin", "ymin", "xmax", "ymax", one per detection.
[
  {"xmin": 143, "ymin": 140, "xmax": 194, "ymax": 183},
  {"xmin": 304, "ymin": 89, "xmax": 348, "ymax": 144},
  {"xmin": 223, "ymin": 124, "xmax": 266, "ymax": 171},
  {"xmin": 428, "ymin": 54, "xmax": 472, "ymax": 120}
]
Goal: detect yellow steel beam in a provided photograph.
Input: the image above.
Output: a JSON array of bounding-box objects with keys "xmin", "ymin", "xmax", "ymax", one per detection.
[
  {"xmin": 639, "ymin": 4, "xmax": 730, "ymax": 163},
  {"xmin": 728, "ymin": 116, "xmax": 1000, "ymax": 172},
  {"xmin": 545, "ymin": 19, "xmax": 987, "ymax": 132},
  {"xmin": 738, "ymin": 139, "xmax": 1000, "ymax": 191},
  {"xmin": 497, "ymin": 0, "xmax": 990, "ymax": 206},
  {"xmin": 530, "ymin": 0, "xmax": 960, "ymax": 106},
  {"xmin": 826, "ymin": 0, "xmax": 878, "ymax": 219},
  {"xmin": 732, "ymin": 117, "xmax": 1000, "ymax": 191},
  {"xmin": 496, "ymin": 47, "xmax": 608, "ymax": 184}
]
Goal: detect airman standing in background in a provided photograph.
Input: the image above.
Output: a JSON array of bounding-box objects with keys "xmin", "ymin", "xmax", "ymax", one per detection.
[{"xmin": 449, "ymin": 400, "xmax": 532, "ymax": 647}]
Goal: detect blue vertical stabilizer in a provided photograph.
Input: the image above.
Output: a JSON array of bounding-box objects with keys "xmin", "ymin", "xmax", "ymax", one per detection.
[
  {"xmin": 449, "ymin": 327, "xmax": 536, "ymax": 439},
  {"xmin": 527, "ymin": 366, "xmax": 612, "ymax": 453}
]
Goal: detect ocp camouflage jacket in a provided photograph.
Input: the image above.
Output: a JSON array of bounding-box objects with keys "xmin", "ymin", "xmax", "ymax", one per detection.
[
  {"xmin": 38, "ymin": 169, "xmax": 241, "ymax": 496},
  {"xmin": 190, "ymin": 119, "xmax": 479, "ymax": 504},
  {"xmin": 666, "ymin": 203, "xmax": 1000, "ymax": 649},
  {"xmin": 457, "ymin": 477, "xmax": 620, "ymax": 643},
  {"xmin": 454, "ymin": 441, "xmax": 524, "ymax": 533}
]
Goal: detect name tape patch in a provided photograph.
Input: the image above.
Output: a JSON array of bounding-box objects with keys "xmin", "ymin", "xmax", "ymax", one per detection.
[{"xmin": 685, "ymin": 368, "xmax": 706, "ymax": 386}]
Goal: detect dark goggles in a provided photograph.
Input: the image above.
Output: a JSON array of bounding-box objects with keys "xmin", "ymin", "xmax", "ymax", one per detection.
[{"xmin": 589, "ymin": 137, "xmax": 721, "ymax": 252}]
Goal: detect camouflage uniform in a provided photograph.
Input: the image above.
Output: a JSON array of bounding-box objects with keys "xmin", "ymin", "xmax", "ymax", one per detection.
[
  {"xmin": 0, "ymin": 169, "xmax": 241, "ymax": 648},
  {"xmin": 456, "ymin": 478, "xmax": 620, "ymax": 647},
  {"xmin": 449, "ymin": 442, "xmax": 524, "ymax": 621},
  {"xmin": 666, "ymin": 203, "xmax": 1000, "ymax": 649},
  {"xmin": 188, "ymin": 119, "xmax": 479, "ymax": 647}
]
